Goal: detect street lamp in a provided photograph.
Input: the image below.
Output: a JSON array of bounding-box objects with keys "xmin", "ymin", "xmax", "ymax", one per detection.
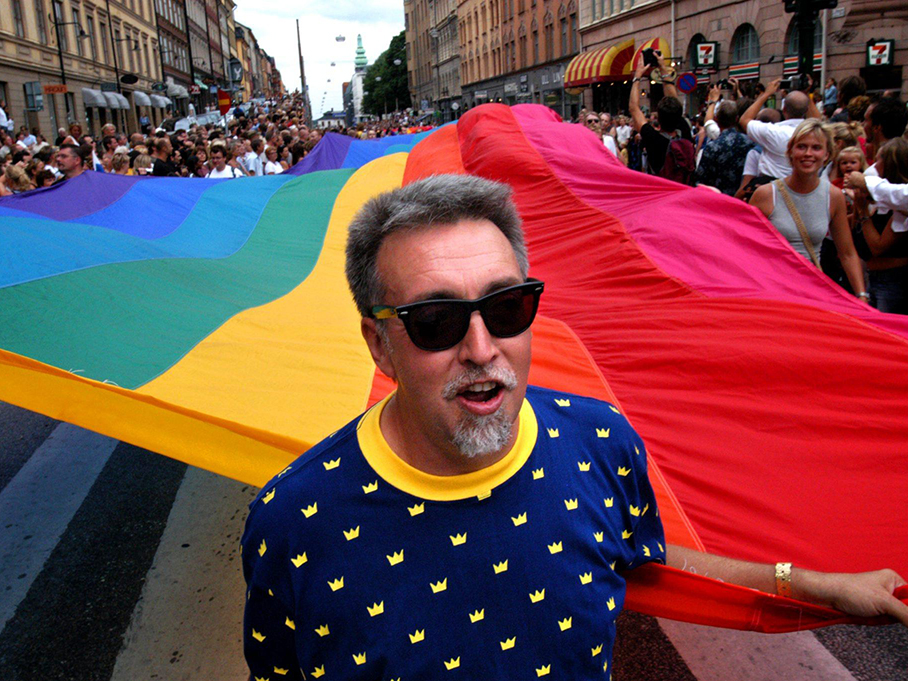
[{"xmin": 48, "ymin": 13, "xmax": 89, "ymax": 122}]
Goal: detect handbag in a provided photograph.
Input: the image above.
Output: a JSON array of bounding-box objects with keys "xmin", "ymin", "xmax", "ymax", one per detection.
[{"xmin": 774, "ymin": 180, "xmax": 820, "ymax": 268}]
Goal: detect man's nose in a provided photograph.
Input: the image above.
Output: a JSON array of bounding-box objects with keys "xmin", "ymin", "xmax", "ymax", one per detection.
[{"xmin": 457, "ymin": 311, "xmax": 497, "ymax": 366}]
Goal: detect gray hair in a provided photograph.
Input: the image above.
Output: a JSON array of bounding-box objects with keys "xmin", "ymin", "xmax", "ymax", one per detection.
[{"xmin": 345, "ymin": 174, "xmax": 528, "ymax": 317}]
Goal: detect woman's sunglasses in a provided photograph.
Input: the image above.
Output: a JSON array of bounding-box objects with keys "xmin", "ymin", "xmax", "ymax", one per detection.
[{"xmin": 372, "ymin": 279, "xmax": 545, "ymax": 352}]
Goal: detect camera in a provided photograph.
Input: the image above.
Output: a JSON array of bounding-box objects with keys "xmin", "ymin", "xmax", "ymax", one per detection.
[
  {"xmin": 717, "ymin": 79, "xmax": 733, "ymax": 90},
  {"xmin": 642, "ymin": 48, "xmax": 660, "ymax": 67}
]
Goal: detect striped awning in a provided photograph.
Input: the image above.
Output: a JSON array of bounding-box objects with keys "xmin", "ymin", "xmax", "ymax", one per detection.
[
  {"xmin": 563, "ymin": 38, "xmax": 635, "ymax": 88},
  {"xmin": 133, "ymin": 91, "xmax": 152, "ymax": 106},
  {"xmin": 632, "ymin": 37, "xmax": 672, "ymax": 72},
  {"xmin": 783, "ymin": 53, "xmax": 823, "ymax": 75},
  {"xmin": 728, "ymin": 61, "xmax": 760, "ymax": 80},
  {"xmin": 81, "ymin": 88, "xmax": 107, "ymax": 108}
]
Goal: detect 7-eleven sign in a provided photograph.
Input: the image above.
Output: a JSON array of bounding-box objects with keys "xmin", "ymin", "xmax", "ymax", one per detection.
[
  {"xmin": 696, "ymin": 42, "xmax": 718, "ymax": 69},
  {"xmin": 867, "ymin": 40, "xmax": 894, "ymax": 67}
]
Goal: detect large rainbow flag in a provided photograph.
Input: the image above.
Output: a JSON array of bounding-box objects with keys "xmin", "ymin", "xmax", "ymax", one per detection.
[{"xmin": 2, "ymin": 104, "xmax": 906, "ymax": 631}]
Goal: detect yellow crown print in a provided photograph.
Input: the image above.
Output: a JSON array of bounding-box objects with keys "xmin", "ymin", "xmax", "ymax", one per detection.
[
  {"xmin": 277, "ymin": 465, "xmax": 292, "ymax": 477},
  {"xmin": 328, "ymin": 576, "xmax": 344, "ymax": 591},
  {"xmin": 450, "ymin": 532, "xmax": 467, "ymax": 546},
  {"xmin": 323, "ymin": 457, "xmax": 341, "ymax": 470},
  {"xmin": 643, "ymin": 503, "xmax": 650, "ymax": 515},
  {"xmin": 610, "ymin": 561, "xmax": 616, "ymax": 570},
  {"xmin": 362, "ymin": 480, "xmax": 379, "ymax": 494},
  {"xmin": 367, "ymin": 601, "xmax": 384, "ymax": 617},
  {"xmin": 591, "ymin": 643, "xmax": 603, "ymax": 657},
  {"xmin": 344, "ymin": 526, "xmax": 360, "ymax": 541},
  {"xmin": 493, "ymin": 560, "xmax": 509, "ymax": 574},
  {"xmin": 558, "ymin": 616, "xmax": 572, "ymax": 631},
  {"xmin": 314, "ymin": 624, "xmax": 330, "ymax": 637},
  {"xmin": 500, "ymin": 637, "xmax": 516, "ymax": 650},
  {"xmin": 579, "ymin": 572, "xmax": 592, "ymax": 585},
  {"xmin": 251, "ymin": 629, "xmax": 266, "ymax": 642},
  {"xmin": 564, "ymin": 498, "xmax": 578, "ymax": 511},
  {"xmin": 604, "ymin": 497, "xmax": 614, "ymax": 508},
  {"xmin": 387, "ymin": 550, "xmax": 405, "ymax": 566},
  {"xmin": 255, "ymin": 676, "xmax": 268, "ymax": 681},
  {"xmin": 444, "ymin": 657, "xmax": 461, "ymax": 670},
  {"xmin": 536, "ymin": 664, "xmax": 551, "ymax": 677},
  {"xmin": 578, "ymin": 461, "xmax": 591, "ymax": 472},
  {"xmin": 532, "ymin": 467, "xmax": 545, "ymax": 480},
  {"xmin": 430, "ymin": 578, "xmax": 448, "ymax": 593},
  {"xmin": 274, "ymin": 667, "xmax": 289, "ymax": 676},
  {"xmin": 597, "ymin": 427, "xmax": 610, "ymax": 438},
  {"xmin": 658, "ymin": 541, "xmax": 664, "ymax": 553},
  {"xmin": 258, "ymin": 539, "xmax": 267, "ymax": 557},
  {"xmin": 547, "ymin": 428, "xmax": 559, "ymax": 438},
  {"xmin": 284, "ymin": 616, "xmax": 295, "ymax": 630},
  {"xmin": 554, "ymin": 398, "xmax": 571, "ymax": 407},
  {"xmin": 529, "ymin": 589, "xmax": 546, "ymax": 603},
  {"xmin": 594, "ymin": 531, "xmax": 604, "ymax": 543},
  {"xmin": 547, "ymin": 541, "xmax": 563, "ymax": 554},
  {"xmin": 262, "ymin": 488, "xmax": 276, "ymax": 504},
  {"xmin": 291, "ymin": 553, "xmax": 307, "ymax": 568},
  {"xmin": 353, "ymin": 652, "xmax": 367, "ymax": 665},
  {"xmin": 603, "ymin": 660, "xmax": 609, "ymax": 673},
  {"xmin": 469, "ymin": 608, "xmax": 485, "ymax": 623},
  {"xmin": 408, "ymin": 502, "xmax": 425, "ymax": 517},
  {"xmin": 609, "ymin": 405, "xmax": 621, "ymax": 414},
  {"xmin": 643, "ymin": 545, "xmax": 651, "ymax": 557},
  {"xmin": 607, "ymin": 596, "xmax": 617, "ymax": 611},
  {"xmin": 511, "ymin": 512, "xmax": 527, "ymax": 526},
  {"xmin": 621, "ymin": 529, "xmax": 633, "ymax": 540},
  {"xmin": 634, "ymin": 444, "xmax": 641, "ymax": 455},
  {"xmin": 301, "ymin": 503, "xmax": 318, "ymax": 518},
  {"xmin": 629, "ymin": 504, "xmax": 641, "ymax": 517},
  {"xmin": 311, "ymin": 667, "xmax": 325, "ymax": 679},
  {"xmin": 617, "ymin": 466, "xmax": 630, "ymax": 477}
]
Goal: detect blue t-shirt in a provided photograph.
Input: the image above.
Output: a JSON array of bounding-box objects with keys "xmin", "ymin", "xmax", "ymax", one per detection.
[{"xmin": 241, "ymin": 385, "xmax": 665, "ymax": 680}]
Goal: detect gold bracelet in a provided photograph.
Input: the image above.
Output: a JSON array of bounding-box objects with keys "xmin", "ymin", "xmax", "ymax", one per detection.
[{"xmin": 775, "ymin": 562, "xmax": 793, "ymax": 598}]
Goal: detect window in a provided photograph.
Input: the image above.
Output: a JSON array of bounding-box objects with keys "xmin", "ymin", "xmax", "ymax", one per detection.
[
  {"xmin": 13, "ymin": 0, "xmax": 26, "ymax": 38},
  {"xmin": 35, "ymin": 0, "xmax": 48, "ymax": 43},
  {"xmin": 24, "ymin": 81, "xmax": 44, "ymax": 111},
  {"xmin": 115, "ymin": 28, "xmax": 123, "ymax": 66},
  {"xmin": 73, "ymin": 9, "xmax": 84, "ymax": 56},
  {"xmin": 53, "ymin": 1, "xmax": 67, "ymax": 51},
  {"xmin": 560, "ymin": 18, "xmax": 567, "ymax": 56},
  {"xmin": 100, "ymin": 21, "xmax": 110, "ymax": 64},
  {"xmin": 731, "ymin": 23, "xmax": 759, "ymax": 64},
  {"xmin": 85, "ymin": 15, "xmax": 96, "ymax": 58},
  {"xmin": 570, "ymin": 13, "xmax": 577, "ymax": 52},
  {"xmin": 532, "ymin": 30, "xmax": 538, "ymax": 64},
  {"xmin": 786, "ymin": 17, "xmax": 822, "ymax": 55},
  {"xmin": 519, "ymin": 34, "xmax": 526, "ymax": 67},
  {"xmin": 544, "ymin": 22, "xmax": 554, "ymax": 61},
  {"xmin": 144, "ymin": 40, "xmax": 151, "ymax": 77}
]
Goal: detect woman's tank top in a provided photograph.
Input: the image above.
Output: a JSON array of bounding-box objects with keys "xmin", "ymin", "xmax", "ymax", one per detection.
[{"xmin": 770, "ymin": 177, "xmax": 830, "ymax": 260}]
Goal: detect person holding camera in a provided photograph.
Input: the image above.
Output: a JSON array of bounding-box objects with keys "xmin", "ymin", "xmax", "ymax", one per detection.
[
  {"xmin": 739, "ymin": 77, "xmax": 823, "ymax": 181},
  {"xmin": 629, "ymin": 49, "xmax": 695, "ymax": 184}
]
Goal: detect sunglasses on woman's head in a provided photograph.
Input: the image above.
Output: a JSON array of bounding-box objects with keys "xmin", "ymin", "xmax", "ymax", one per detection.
[{"xmin": 372, "ymin": 279, "xmax": 545, "ymax": 352}]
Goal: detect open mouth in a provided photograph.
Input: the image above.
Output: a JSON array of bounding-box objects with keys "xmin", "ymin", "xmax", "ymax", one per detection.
[{"xmin": 458, "ymin": 381, "xmax": 503, "ymax": 403}]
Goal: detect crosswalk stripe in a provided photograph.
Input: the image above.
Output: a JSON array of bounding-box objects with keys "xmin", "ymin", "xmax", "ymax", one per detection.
[{"xmin": 0, "ymin": 423, "xmax": 118, "ymax": 633}]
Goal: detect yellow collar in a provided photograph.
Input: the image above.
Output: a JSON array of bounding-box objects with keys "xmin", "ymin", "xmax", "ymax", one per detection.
[{"xmin": 356, "ymin": 393, "xmax": 538, "ymax": 501}]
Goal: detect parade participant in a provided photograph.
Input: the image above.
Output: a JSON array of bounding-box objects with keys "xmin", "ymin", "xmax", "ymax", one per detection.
[
  {"xmin": 207, "ymin": 145, "xmax": 244, "ymax": 178},
  {"xmin": 750, "ymin": 120, "xmax": 867, "ymax": 299},
  {"xmin": 263, "ymin": 146, "xmax": 283, "ymax": 175},
  {"xmin": 53, "ymin": 143, "xmax": 87, "ymax": 183},
  {"xmin": 695, "ymin": 98, "xmax": 754, "ymax": 195},
  {"xmin": 242, "ymin": 174, "xmax": 907, "ymax": 681},
  {"xmin": 151, "ymin": 137, "xmax": 179, "ymax": 177}
]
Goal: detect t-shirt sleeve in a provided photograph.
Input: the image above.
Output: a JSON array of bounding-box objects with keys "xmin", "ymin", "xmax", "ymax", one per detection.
[
  {"xmin": 743, "ymin": 147, "xmax": 762, "ymax": 176},
  {"xmin": 242, "ymin": 499, "xmax": 304, "ymax": 681},
  {"xmin": 625, "ymin": 432, "xmax": 666, "ymax": 568}
]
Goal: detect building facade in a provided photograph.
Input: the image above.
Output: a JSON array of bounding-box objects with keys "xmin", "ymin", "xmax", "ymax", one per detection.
[
  {"xmin": 572, "ymin": 0, "xmax": 907, "ymax": 114},
  {"xmin": 405, "ymin": 0, "xmax": 435, "ymax": 111},
  {"xmin": 433, "ymin": 0, "xmax": 461, "ymax": 120},
  {"xmin": 0, "ymin": 0, "xmax": 167, "ymax": 137}
]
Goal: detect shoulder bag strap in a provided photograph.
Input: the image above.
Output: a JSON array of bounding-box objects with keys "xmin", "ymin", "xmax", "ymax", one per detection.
[{"xmin": 774, "ymin": 179, "xmax": 820, "ymax": 267}]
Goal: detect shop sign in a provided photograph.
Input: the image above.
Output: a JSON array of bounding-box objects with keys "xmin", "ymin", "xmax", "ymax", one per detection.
[
  {"xmin": 42, "ymin": 84, "xmax": 68, "ymax": 95},
  {"xmin": 504, "ymin": 82, "xmax": 518, "ymax": 94},
  {"xmin": 100, "ymin": 81, "xmax": 119, "ymax": 92},
  {"xmin": 867, "ymin": 40, "xmax": 894, "ymax": 67},
  {"xmin": 541, "ymin": 74, "xmax": 550, "ymax": 85},
  {"xmin": 151, "ymin": 82, "xmax": 166, "ymax": 91},
  {"xmin": 474, "ymin": 90, "xmax": 488, "ymax": 99},
  {"xmin": 189, "ymin": 84, "xmax": 201, "ymax": 95},
  {"xmin": 695, "ymin": 42, "xmax": 718, "ymax": 70}
]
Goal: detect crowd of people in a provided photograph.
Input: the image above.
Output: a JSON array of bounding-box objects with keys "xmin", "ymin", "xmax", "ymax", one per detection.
[{"xmin": 580, "ymin": 52, "xmax": 908, "ymax": 315}]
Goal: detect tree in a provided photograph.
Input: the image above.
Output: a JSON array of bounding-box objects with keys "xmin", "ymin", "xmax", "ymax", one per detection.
[{"xmin": 362, "ymin": 31, "xmax": 411, "ymax": 116}]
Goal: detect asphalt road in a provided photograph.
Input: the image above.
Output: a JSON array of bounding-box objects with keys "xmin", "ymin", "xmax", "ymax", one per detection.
[{"xmin": 0, "ymin": 401, "xmax": 906, "ymax": 681}]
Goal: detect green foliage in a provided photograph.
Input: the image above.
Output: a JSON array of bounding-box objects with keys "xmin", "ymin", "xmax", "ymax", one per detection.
[{"xmin": 362, "ymin": 31, "xmax": 411, "ymax": 116}]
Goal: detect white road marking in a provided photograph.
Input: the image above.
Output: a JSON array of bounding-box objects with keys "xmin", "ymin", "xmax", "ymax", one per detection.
[
  {"xmin": 110, "ymin": 466, "xmax": 256, "ymax": 681},
  {"xmin": 0, "ymin": 423, "xmax": 117, "ymax": 633},
  {"xmin": 659, "ymin": 617, "xmax": 858, "ymax": 681}
]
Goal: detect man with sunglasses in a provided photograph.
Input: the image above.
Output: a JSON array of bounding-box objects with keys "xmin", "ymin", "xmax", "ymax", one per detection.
[{"xmin": 241, "ymin": 175, "xmax": 907, "ymax": 681}]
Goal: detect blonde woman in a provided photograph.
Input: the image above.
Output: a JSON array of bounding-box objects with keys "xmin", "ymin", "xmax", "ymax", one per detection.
[
  {"xmin": 750, "ymin": 119, "xmax": 868, "ymax": 301},
  {"xmin": 0, "ymin": 164, "xmax": 34, "ymax": 194}
]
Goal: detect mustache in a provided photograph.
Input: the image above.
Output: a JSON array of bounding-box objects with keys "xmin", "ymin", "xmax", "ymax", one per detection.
[{"xmin": 442, "ymin": 365, "xmax": 519, "ymax": 400}]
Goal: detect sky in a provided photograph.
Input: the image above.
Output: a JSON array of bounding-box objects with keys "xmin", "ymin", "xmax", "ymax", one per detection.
[{"xmin": 233, "ymin": 0, "xmax": 405, "ymax": 120}]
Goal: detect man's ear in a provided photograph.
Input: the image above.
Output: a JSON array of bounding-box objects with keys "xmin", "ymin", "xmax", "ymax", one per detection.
[{"xmin": 361, "ymin": 318, "xmax": 397, "ymax": 382}]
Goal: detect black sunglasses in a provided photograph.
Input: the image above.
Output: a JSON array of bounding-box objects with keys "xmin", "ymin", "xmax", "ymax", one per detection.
[{"xmin": 372, "ymin": 279, "xmax": 545, "ymax": 351}]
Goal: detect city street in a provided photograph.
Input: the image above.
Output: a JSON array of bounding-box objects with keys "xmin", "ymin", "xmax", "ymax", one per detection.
[{"xmin": 0, "ymin": 401, "xmax": 905, "ymax": 681}]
